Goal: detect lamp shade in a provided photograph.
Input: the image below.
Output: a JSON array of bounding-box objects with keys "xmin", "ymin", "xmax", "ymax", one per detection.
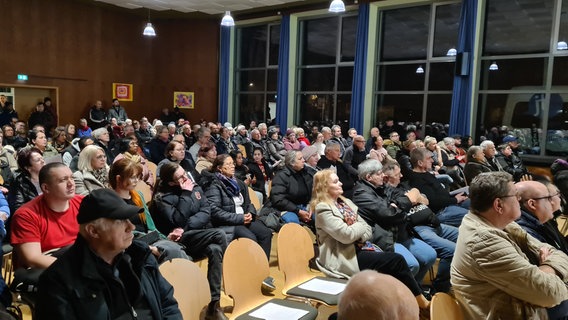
[
  {"xmin": 489, "ymin": 62, "xmax": 499, "ymax": 71},
  {"xmin": 143, "ymin": 22, "xmax": 156, "ymax": 36},
  {"xmin": 329, "ymin": 0, "xmax": 346, "ymax": 13},
  {"xmin": 558, "ymin": 41, "xmax": 568, "ymax": 50},
  {"xmin": 416, "ymin": 66, "xmax": 424, "ymax": 74},
  {"xmin": 221, "ymin": 11, "xmax": 235, "ymax": 27}
]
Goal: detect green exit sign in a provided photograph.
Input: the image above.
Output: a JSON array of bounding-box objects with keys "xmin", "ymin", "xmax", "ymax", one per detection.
[{"xmin": 17, "ymin": 74, "xmax": 28, "ymax": 81}]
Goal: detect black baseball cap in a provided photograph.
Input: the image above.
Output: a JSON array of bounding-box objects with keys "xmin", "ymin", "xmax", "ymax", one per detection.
[{"xmin": 77, "ymin": 189, "xmax": 143, "ymax": 224}]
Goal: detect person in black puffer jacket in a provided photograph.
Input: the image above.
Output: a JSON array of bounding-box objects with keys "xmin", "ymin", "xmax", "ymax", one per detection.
[{"xmin": 551, "ymin": 158, "xmax": 568, "ymax": 210}]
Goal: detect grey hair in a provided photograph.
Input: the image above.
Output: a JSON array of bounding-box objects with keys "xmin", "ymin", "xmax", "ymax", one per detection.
[
  {"xmin": 284, "ymin": 150, "xmax": 300, "ymax": 167},
  {"xmin": 480, "ymin": 140, "xmax": 495, "ymax": 151},
  {"xmin": 324, "ymin": 141, "xmax": 341, "ymax": 154},
  {"xmin": 321, "ymin": 126, "xmax": 331, "ymax": 133},
  {"xmin": 92, "ymin": 127, "xmax": 108, "ymax": 139},
  {"xmin": 258, "ymin": 123, "xmax": 267, "ymax": 130},
  {"xmin": 358, "ymin": 159, "xmax": 383, "ymax": 180},
  {"xmin": 442, "ymin": 137, "xmax": 455, "ymax": 145},
  {"xmin": 470, "ymin": 171, "xmax": 513, "ymax": 214}
]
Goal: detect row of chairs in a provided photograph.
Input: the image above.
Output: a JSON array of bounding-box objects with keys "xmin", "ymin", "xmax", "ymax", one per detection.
[{"xmin": 160, "ymin": 222, "xmax": 466, "ymax": 320}]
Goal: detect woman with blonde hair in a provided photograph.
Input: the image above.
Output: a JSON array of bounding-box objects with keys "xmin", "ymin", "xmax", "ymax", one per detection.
[
  {"xmin": 73, "ymin": 144, "xmax": 109, "ymax": 195},
  {"xmin": 311, "ymin": 169, "xmax": 430, "ymax": 313}
]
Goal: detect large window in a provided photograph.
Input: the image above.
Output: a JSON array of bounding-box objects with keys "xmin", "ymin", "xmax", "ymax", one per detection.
[
  {"xmin": 235, "ymin": 23, "xmax": 280, "ymax": 125},
  {"xmin": 477, "ymin": 0, "xmax": 568, "ymax": 157},
  {"xmin": 296, "ymin": 14, "xmax": 358, "ymax": 130},
  {"xmin": 375, "ymin": 3, "xmax": 460, "ymax": 136}
]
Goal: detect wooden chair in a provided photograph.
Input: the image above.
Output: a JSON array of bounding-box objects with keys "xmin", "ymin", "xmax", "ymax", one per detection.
[
  {"xmin": 277, "ymin": 223, "xmax": 346, "ymax": 306},
  {"xmin": 160, "ymin": 258, "xmax": 211, "ymax": 320},
  {"xmin": 248, "ymin": 186, "xmax": 261, "ymax": 210},
  {"xmin": 146, "ymin": 160, "xmax": 158, "ymax": 186},
  {"xmin": 146, "ymin": 160, "xmax": 158, "ymax": 182},
  {"xmin": 135, "ymin": 180, "xmax": 153, "ymax": 204},
  {"xmin": 430, "ymin": 292, "xmax": 464, "ymax": 320},
  {"xmin": 237, "ymin": 144, "xmax": 247, "ymax": 158},
  {"xmin": 223, "ymin": 238, "xmax": 318, "ymax": 320},
  {"xmin": 2, "ymin": 244, "xmax": 13, "ymax": 287}
]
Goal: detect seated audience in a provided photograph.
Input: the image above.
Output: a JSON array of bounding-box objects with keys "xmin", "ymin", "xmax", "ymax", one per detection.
[
  {"xmin": 497, "ymin": 143, "xmax": 530, "ymax": 182},
  {"xmin": 0, "ymin": 131, "xmax": 17, "ymax": 186},
  {"xmin": 283, "ymin": 129, "xmax": 301, "ymax": 151},
  {"xmin": 9, "ymin": 147, "xmax": 45, "ymax": 212},
  {"xmin": 318, "ymin": 142, "xmax": 357, "ymax": 199},
  {"xmin": 156, "ymin": 141, "xmax": 194, "ymax": 178},
  {"xmin": 353, "ymin": 159, "xmax": 437, "ymax": 287},
  {"xmin": 92, "ymin": 127, "xmax": 113, "ymax": 165},
  {"xmin": 266, "ymin": 128, "xmax": 286, "ymax": 163},
  {"xmin": 481, "ymin": 140, "xmax": 503, "ymax": 172},
  {"xmin": 336, "ymin": 270, "xmax": 419, "ymax": 320},
  {"xmin": 151, "ymin": 162, "xmax": 227, "ymax": 320},
  {"xmin": 265, "ymin": 150, "xmax": 313, "ymax": 225},
  {"xmin": 383, "ymin": 161, "xmax": 458, "ymax": 293},
  {"xmin": 369, "ymin": 135, "xmax": 393, "ymax": 164},
  {"xmin": 451, "ymin": 171, "xmax": 568, "ymax": 319},
  {"xmin": 64, "ymin": 123, "xmax": 76, "ymax": 141},
  {"xmin": 204, "ymin": 154, "xmax": 273, "ymax": 266},
  {"xmin": 229, "ymin": 149, "xmax": 250, "ymax": 183},
  {"xmin": 215, "ymin": 126, "xmax": 237, "ymax": 156},
  {"xmin": 311, "ymin": 169, "xmax": 430, "ymax": 312},
  {"xmin": 28, "ymin": 130, "xmax": 58, "ymax": 158},
  {"xmin": 76, "ymin": 118, "xmax": 92, "ymax": 138},
  {"xmin": 463, "ymin": 145, "xmax": 494, "ymax": 185},
  {"xmin": 35, "ymin": 189, "xmax": 182, "ymax": 319},
  {"xmin": 73, "ymin": 145, "xmax": 109, "ymax": 195},
  {"xmin": 147, "ymin": 125, "xmax": 171, "ymax": 164},
  {"xmin": 113, "ymin": 137, "xmax": 154, "ymax": 187},
  {"xmin": 189, "ymin": 127, "xmax": 212, "ymax": 163},
  {"xmin": 295, "ymin": 127, "xmax": 310, "ymax": 149},
  {"xmin": 302, "ymin": 145, "xmax": 320, "ymax": 176},
  {"xmin": 247, "ymin": 147, "xmax": 274, "ymax": 203},
  {"xmin": 342, "ymin": 135, "xmax": 367, "ymax": 176},
  {"xmin": 11, "ymin": 163, "xmax": 81, "ymax": 269},
  {"xmin": 407, "ymin": 147, "xmax": 469, "ymax": 227},
  {"xmin": 51, "ymin": 126, "xmax": 70, "ymax": 154},
  {"xmin": 195, "ymin": 143, "xmax": 217, "ymax": 174}
]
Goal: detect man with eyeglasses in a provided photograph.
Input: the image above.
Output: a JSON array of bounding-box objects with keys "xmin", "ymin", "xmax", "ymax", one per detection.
[{"xmin": 451, "ymin": 172, "xmax": 568, "ymax": 320}]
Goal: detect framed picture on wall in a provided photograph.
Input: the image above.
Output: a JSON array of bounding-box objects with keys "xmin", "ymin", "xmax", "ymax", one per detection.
[
  {"xmin": 173, "ymin": 91, "xmax": 194, "ymax": 109},
  {"xmin": 112, "ymin": 83, "xmax": 133, "ymax": 101}
]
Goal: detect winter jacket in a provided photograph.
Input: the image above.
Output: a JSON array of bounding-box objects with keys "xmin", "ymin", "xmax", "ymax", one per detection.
[
  {"xmin": 406, "ymin": 171, "xmax": 456, "ymax": 213},
  {"xmin": 35, "ymin": 236, "xmax": 181, "ymax": 320},
  {"xmin": 317, "ymin": 156, "xmax": 357, "ymax": 199},
  {"xmin": 107, "ymin": 106, "xmax": 128, "ymax": 123},
  {"xmin": 463, "ymin": 160, "xmax": 494, "ymax": 185},
  {"xmin": 266, "ymin": 138, "xmax": 286, "ymax": 162},
  {"xmin": 8, "ymin": 171, "xmax": 39, "ymax": 213},
  {"xmin": 72, "ymin": 170, "xmax": 106, "ymax": 195},
  {"xmin": 265, "ymin": 165, "xmax": 312, "ymax": 213}
]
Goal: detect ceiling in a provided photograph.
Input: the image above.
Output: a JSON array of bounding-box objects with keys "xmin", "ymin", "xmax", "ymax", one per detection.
[{"xmin": 93, "ymin": 0, "xmax": 314, "ymax": 15}]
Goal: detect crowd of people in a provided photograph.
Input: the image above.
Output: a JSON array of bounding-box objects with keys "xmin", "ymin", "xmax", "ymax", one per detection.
[{"xmin": 0, "ymin": 95, "xmax": 567, "ymax": 319}]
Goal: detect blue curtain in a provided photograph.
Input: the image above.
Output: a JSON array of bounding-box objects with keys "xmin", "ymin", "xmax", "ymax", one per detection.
[
  {"xmin": 276, "ymin": 15, "xmax": 290, "ymax": 130},
  {"xmin": 219, "ymin": 26, "xmax": 231, "ymax": 124},
  {"xmin": 349, "ymin": 3, "xmax": 369, "ymax": 134},
  {"xmin": 449, "ymin": 0, "xmax": 478, "ymax": 136}
]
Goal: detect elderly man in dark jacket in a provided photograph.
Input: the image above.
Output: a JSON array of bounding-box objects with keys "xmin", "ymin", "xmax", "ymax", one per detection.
[{"xmin": 35, "ymin": 189, "xmax": 182, "ymax": 320}]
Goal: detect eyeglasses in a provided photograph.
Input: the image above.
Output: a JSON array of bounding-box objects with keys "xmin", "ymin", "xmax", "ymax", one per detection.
[
  {"xmin": 500, "ymin": 193, "xmax": 522, "ymax": 201},
  {"xmin": 531, "ymin": 193, "xmax": 561, "ymax": 202}
]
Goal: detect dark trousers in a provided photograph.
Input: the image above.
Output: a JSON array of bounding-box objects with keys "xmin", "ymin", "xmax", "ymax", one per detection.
[
  {"xmin": 233, "ymin": 221, "xmax": 273, "ymax": 260},
  {"xmin": 357, "ymin": 249, "xmax": 422, "ymax": 296},
  {"xmin": 181, "ymin": 229, "xmax": 227, "ymax": 301}
]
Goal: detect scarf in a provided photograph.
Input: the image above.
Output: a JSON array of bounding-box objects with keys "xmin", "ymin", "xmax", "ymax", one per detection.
[
  {"xmin": 130, "ymin": 190, "xmax": 161, "ymax": 236},
  {"xmin": 92, "ymin": 167, "xmax": 109, "ymax": 187},
  {"xmin": 122, "ymin": 151, "xmax": 141, "ymax": 164},
  {"xmin": 336, "ymin": 198, "xmax": 357, "ymax": 226},
  {"xmin": 216, "ymin": 172, "xmax": 240, "ymax": 197}
]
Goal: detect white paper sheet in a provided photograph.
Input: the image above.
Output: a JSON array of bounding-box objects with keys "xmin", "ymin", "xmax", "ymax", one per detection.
[
  {"xmin": 248, "ymin": 302, "xmax": 309, "ymax": 320},
  {"xmin": 297, "ymin": 278, "xmax": 346, "ymax": 295}
]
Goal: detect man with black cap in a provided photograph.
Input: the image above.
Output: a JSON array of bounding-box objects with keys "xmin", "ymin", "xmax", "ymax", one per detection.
[{"xmin": 35, "ymin": 189, "xmax": 182, "ymax": 320}]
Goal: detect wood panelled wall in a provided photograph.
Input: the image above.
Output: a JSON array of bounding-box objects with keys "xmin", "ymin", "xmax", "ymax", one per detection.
[{"xmin": 0, "ymin": 0, "xmax": 220, "ymax": 126}]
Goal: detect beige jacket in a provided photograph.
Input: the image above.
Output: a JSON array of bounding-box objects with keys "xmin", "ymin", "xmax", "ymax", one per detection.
[
  {"xmin": 315, "ymin": 199, "xmax": 372, "ymax": 279},
  {"xmin": 451, "ymin": 213, "xmax": 568, "ymax": 320}
]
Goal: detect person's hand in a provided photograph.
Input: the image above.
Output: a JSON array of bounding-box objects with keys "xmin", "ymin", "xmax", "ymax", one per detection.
[
  {"xmin": 298, "ymin": 209, "xmax": 311, "ymax": 223},
  {"xmin": 0, "ymin": 212, "xmax": 8, "ymax": 222},
  {"xmin": 0, "ymin": 186, "xmax": 8, "ymax": 194},
  {"xmin": 455, "ymin": 193, "xmax": 468, "ymax": 203},
  {"xmin": 405, "ymin": 188, "xmax": 421, "ymax": 204},
  {"xmin": 539, "ymin": 247, "xmax": 552, "ymax": 264},
  {"xmin": 149, "ymin": 246, "xmax": 161, "ymax": 258},
  {"xmin": 243, "ymin": 213, "xmax": 253, "ymax": 225},
  {"xmin": 167, "ymin": 228, "xmax": 184, "ymax": 242},
  {"xmin": 520, "ymin": 174, "xmax": 532, "ymax": 182},
  {"xmin": 180, "ymin": 177, "xmax": 194, "ymax": 191}
]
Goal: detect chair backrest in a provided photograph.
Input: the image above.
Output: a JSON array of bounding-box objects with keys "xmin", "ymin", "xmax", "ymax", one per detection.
[
  {"xmin": 237, "ymin": 144, "xmax": 247, "ymax": 158},
  {"xmin": 159, "ymin": 258, "xmax": 210, "ymax": 320},
  {"xmin": 277, "ymin": 223, "xmax": 315, "ymax": 292},
  {"xmin": 430, "ymin": 292, "xmax": 464, "ymax": 320},
  {"xmin": 223, "ymin": 238, "xmax": 270, "ymax": 317},
  {"xmin": 248, "ymin": 186, "xmax": 261, "ymax": 210},
  {"xmin": 146, "ymin": 161, "xmax": 158, "ymax": 183},
  {"xmin": 135, "ymin": 180, "xmax": 153, "ymax": 204}
]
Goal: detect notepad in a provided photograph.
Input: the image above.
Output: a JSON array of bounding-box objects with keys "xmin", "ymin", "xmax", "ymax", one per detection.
[
  {"xmin": 248, "ymin": 302, "xmax": 309, "ymax": 320},
  {"xmin": 298, "ymin": 278, "xmax": 346, "ymax": 295}
]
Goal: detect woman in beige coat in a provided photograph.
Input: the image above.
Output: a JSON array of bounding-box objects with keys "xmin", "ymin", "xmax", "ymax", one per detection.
[{"xmin": 311, "ymin": 169, "xmax": 430, "ymax": 311}]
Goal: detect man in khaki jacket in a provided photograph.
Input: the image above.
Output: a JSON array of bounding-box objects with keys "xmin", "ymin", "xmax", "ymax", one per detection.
[{"xmin": 451, "ymin": 172, "xmax": 568, "ymax": 319}]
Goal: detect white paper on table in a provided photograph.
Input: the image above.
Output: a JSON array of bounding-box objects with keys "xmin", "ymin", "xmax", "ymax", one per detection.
[
  {"xmin": 248, "ymin": 302, "xmax": 309, "ymax": 320},
  {"xmin": 297, "ymin": 278, "xmax": 346, "ymax": 295}
]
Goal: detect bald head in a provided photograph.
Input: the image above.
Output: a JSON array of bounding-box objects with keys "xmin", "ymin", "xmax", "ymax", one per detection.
[
  {"xmin": 338, "ymin": 270, "xmax": 418, "ymax": 320},
  {"xmin": 517, "ymin": 181, "xmax": 554, "ymax": 223}
]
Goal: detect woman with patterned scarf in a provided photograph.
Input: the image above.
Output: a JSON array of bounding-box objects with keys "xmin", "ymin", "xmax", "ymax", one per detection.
[
  {"xmin": 113, "ymin": 137, "xmax": 154, "ymax": 186},
  {"xmin": 72, "ymin": 144, "xmax": 109, "ymax": 195},
  {"xmin": 311, "ymin": 169, "xmax": 431, "ymax": 314}
]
